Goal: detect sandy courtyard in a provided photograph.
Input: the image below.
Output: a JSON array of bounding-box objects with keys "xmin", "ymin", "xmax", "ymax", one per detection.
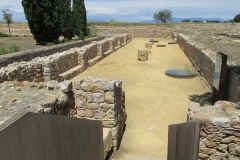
[{"xmin": 71, "ymin": 38, "xmax": 211, "ymax": 159}]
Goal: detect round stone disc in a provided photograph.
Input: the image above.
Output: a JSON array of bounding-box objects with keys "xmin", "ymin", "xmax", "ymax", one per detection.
[
  {"xmin": 157, "ymin": 44, "xmax": 166, "ymax": 47},
  {"xmin": 165, "ymin": 69, "xmax": 198, "ymax": 77}
]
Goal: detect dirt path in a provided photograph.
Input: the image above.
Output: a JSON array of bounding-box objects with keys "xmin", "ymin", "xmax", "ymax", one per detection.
[{"xmin": 71, "ymin": 38, "xmax": 210, "ymax": 159}]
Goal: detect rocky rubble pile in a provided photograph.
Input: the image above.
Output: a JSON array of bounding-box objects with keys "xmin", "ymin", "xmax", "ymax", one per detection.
[
  {"xmin": 187, "ymin": 101, "xmax": 240, "ymax": 159},
  {"xmin": 0, "ymin": 80, "xmax": 75, "ymax": 126}
]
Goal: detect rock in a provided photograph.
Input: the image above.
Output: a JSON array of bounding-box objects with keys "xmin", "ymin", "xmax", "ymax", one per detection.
[
  {"xmin": 80, "ymin": 81, "xmax": 99, "ymax": 92},
  {"xmin": 228, "ymin": 143, "xmax": 240, "ymax": 156},
  {"xmin": 47, "ymin": 80, "xmax": 59, "ymax": 90},
  {"xmin": 37, "ymin": 82, "xmax": 44, "ymax": 89},
  {"xmin": 35, "ymin": 107, "xmax": 44, "ymax": 113},
  {"xmin": 85, "ymin": 109, "xmax": 93, "ymax": 118},
  {"xmin": 198, "ymin": 153, "xmax": 209, "ymax": 159},
  {"xmin": 92, "ymin": 93, "xmax": 104, "ymax": 103},
  {"xmin": 93, "ymin": 110, "xmax": 105, "ymax": 119},
  {"xmin": 74, "ymin": 78, "xmax": 83, "ymax": 90},
  {"xmin": 218, "ymin": 144, "xmax": 228, "ymax": 153},
  {"xmin": 15, "ymin": 87, "xmax": 22, "ymax": 91},
  {"xmin": 106, "ymin": 109, "xmax": 115, "ymax": 119},
  {"xmin": 87, "ymin": 94, "xmax": 93, "ymax": 103},
  {"xmin": 44, "ymin": 108, "xmax": 52, "ymax": 114},
  {"xmin": 75, "ymin": 90, "xmax": 86, "ymax": 103},
  {"xmin": 86, "ymin": 103, "xmax": 98, "ymax": 110},
  {"xmin": 188, "ymin": 102, "xmax": 201, "ymax": 112},
  {"xmin": 192, "ymin": 113, "xmax": 212, "ymax": 124},
  {"xmin": 145, "ymin": 42, "xmax": 152, "ymax": 48},
  {"xmin": 210, "ymin": 152, "xmax": 230, "ymax": 160},
  {"xmin": 205, "ymin": 141, "xmax": 218, "ymax": 148},
  {"xmin": 138, "ymin": 49, "xmax": 148, "ymax": 61},
  {"xmin": 41, "ymin": 95, "xmax": 57, "ymax": 108},
  {"xmin": 212, "ymin": 117, "xmax": 231, "ymax": 128},
  {"xmin": 221, "ymin": 136, "xmax": 235, "ymax": 144},
  {"xmin": 99, "ymin": 103, "xmax": 115, "ymax": 110},
  {"xmin": 207, "ymin": 133, "xmax": 224, "ymax": 142},
  {"xmin": 199, "ymin": 148, "xmax": 211, "ymax": 154},
  {"xmin": 100, "ymin": 81, "xmax": 114, "ymax": 91},
  {"xmin": 231, "ymin": 119, "xmax": 240, "ymax": 129},
  {"xmin": 102, "ymin": 120, "xmax": 116, "ymax": 128},
  {"xmin": 205, "ymin": 126, "xmax": 220, "ymax": 133},
  {"xmin": 75, "ymin": 99, "xmax": 84, "ymax": 108},
  {"xmin": 59, "ymin": 80, "xmax": 72, "ymax": 93},
  {"xmin": 105, "ymin": 92, "xmax": 115, "ymax": 104},
  {"xmin": 77, "ymin": 109, "xmax": 85, "ymax": 117}
]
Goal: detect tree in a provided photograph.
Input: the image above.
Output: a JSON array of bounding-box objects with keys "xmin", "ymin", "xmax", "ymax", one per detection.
[
  {"xmin": 72, "ymin": 0, "xmax": 87, "ymax": 37},
  {"xmin": 2, "ymin": 9, "xmax": 13, "ymax": 35},
  {"xmin": 233, "ymin": 14, "xmax": 240, "ymax": 23},
  {"xmin": 22, "ymin": 0, "xmax": 61, "ymax": 44},
  {"xmin": 59, "ymin": 0, "xmax": 75, "ymax": 40},
  {"xmin": 153, "ymin": 9, "xmax": 172, "ymax": 23}
]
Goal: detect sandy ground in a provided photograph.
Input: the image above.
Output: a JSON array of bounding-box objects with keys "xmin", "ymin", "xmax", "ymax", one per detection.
[{"xmin": 71, "ymin": 38, "xmax": 211, "ymax": 159}]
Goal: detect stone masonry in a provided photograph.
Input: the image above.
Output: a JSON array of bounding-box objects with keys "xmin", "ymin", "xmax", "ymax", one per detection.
[
  {"xmin": 73, "ymin": 76, "xmax": 126, "ymax": 150},
  {"xmin": 0, "ymin": 34, "xmax": 133, "ymax": 83},
  {"xmin": 187, "ymin": 101, "xmax": 240, "ymax": 160}
]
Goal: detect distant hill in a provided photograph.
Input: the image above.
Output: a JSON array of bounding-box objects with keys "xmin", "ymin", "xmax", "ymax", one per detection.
[{"xmin": 139, "ymin": 17, "xmax": 231, "ymax": 23}]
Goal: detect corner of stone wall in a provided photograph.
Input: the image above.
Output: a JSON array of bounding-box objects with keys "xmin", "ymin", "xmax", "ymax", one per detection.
[
  {"xmin": 73, "ymin": 76, "xmax": 126, "ymax": 150},
  {"xmin": 187, "ymin": 101, "xmax": 240, "ymax": 159}
]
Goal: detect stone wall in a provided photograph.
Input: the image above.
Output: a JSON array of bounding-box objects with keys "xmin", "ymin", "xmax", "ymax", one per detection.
[
  {"xmin": 177, "ymin": 33, "xmax": 240, "ymax": 102},
  {"xmin": 97, "ymin": 25, "xmax": 173, "ymax": 38},
  {"xmin": 0, "ymin": 34, "xmax": 132, "ymax": 83},
  {"xmin": 0, "ymin": 36, "xmax": 105, "ymax": 68},
  {"xmin": 187, "ymin": 101, "xmax": 240, "ymax": 160},
  {"xmin": 73, "ymin": 77, "xmax": 126, "ymax": 150}
]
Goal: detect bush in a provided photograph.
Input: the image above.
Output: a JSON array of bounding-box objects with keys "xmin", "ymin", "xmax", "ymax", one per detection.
[
  {"xmin": 46, "ymin": 42, "xmax": 55, "ymax": 46},
  {"xmin": 233, "ymin": 14, "xmax": 240, "ymax": 23},
  {"xmin": 0, "ymin": 32, "xmax": 10, "ymax": 37}
]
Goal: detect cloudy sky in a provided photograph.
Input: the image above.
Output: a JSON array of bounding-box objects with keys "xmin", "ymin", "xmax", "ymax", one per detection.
[{"xmin": 0, "ymin": 0, "xmax": 239, "ymax": 22}]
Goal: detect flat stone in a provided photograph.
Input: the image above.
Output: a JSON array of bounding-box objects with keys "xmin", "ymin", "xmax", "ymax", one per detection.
[
  {"xmin": 166, "ymin": 69, "xmax": 198, "ymax": 77},
  {"xmin": 221, "ymin": 136, "xmax": 235, "ymax": 144},
  {"xmin": 212, "ymin": 117, "xmax": 231, "ymax": 128},
  {"xmin": 59, "ymin": 80, "xmax": 72, "ymax": 93},
  {"xmin": 105, "ymin": 92, "xmax": 115, "ymax": 104},
  {"xmin": 205, "ymin": 141, "xmax": 218, "ymax": 148},
  {"xmin": 93, "ymin": 110, "xmax": 105, "ymax": 119},
  {"xmin": 207, "ymin": 133, "xmax": 224, "ymax": 142},
  {"xmin": 217, "ymin": 144, "xmax": 228, "ymax": 153},
  {"xmin": 199, "ymin": 148, "xmax": 211, "ymax": 154},
  {"xmin": 231, "ymin": 119, "xmax": 240, "ymax": 129},
  {"xmin": 100, "ymin": 81, "xmax": 114, "ymax": 91},
  {"xmin": 193, "ymin": 113, "xmax": 212, "ymax": 124},
  {"xmin": 86, "ymin": 103, "xmax": 98, "ymax": 110},
  {"xmin": 92, "ymin": 93, "xmax": 104, "ymax": 103},
  {"xmin": 47, "ymin": 80, "xmax": 59, "ymax": 90},
  {"xmin": 156, "ymin": 44, "xmax": 166, "ymax": 47},
  {"xmin": 229, "ymin": 143, "xmax": 240, "ymax": 156}
]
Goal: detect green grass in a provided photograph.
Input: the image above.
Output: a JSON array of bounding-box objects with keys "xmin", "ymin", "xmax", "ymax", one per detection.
[
  {"xmin": 0, "ymin": 44, "xmax": 20, "ymax": 55},
  {"xmin": 0, "ymin": 31, "xmax": 10, "ymax": 37}
]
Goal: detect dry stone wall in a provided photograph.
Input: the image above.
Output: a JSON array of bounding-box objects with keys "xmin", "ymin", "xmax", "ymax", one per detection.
[
  {"xmin": 177, "ymin": 33, "xmax": 240, "ymax": 102},
  {"xmin": 97, "ymin": 25, "xmax": 173, "ymax": 38},
  {"xmin": 73, "ymin": 77, "xmax": 126, "ymax": 150},
  {"xmin": 187, "ymin": 101, "xmax": 240, "ymax": 160},
  {"xmin": 0, "ymin": 34, "xmax": 132, "ymax": 83}
]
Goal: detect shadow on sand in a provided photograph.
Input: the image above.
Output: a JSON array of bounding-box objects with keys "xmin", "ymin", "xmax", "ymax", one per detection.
[{"xmin": 189, "ymin": 92, "xmax": 212, "ymax": 106}]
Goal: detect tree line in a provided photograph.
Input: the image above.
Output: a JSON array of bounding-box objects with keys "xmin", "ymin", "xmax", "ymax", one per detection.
[{"xmin": 21, "ymin": 0, "xmax": 87, "ymax": 44}]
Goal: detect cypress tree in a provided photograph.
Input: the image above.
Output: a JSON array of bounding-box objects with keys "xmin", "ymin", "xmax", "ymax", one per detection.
[
  {"xmin": 59, "ymin": 0, "xmax": 75, "ymax": 40},
  {"xmin": 72, "ymin": 0, "xmax": 87, "ymax": 37},
  {"xmin": 22, "ymin": 0, "xmax": 61, "ymax": 44}
]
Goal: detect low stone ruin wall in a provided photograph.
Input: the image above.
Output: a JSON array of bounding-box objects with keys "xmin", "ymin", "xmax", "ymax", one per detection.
[
  {"xmin": 0, "ymin": 34, "xmax": 132, "ymax": 83},
  {"xmin": 0, "ymin": 36, "xmax": 105, "ymax": 68},
  {"xmin": 187, "ymin": 101, "xmax": 240, "ymax": 160},
  {"xmin": 73, "ymin": 77, "xmax": 126, "ymax": 150},
  {"xmin": 97, "ymin": 25, "xmax": 173, "ymax": 38},
  {"xmin": 177, "ymin": 33, "xmax": 240, "ymax": 102}
]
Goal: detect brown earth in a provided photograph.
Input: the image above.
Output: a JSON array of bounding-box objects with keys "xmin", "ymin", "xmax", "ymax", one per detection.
[{"xmin": 71, "ymin": 38, "xmax": 211, "ymax": 159}]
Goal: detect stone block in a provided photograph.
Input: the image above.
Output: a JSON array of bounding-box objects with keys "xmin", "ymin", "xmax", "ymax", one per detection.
[
  {"xmin": 145, "ymin": 42, "xmax": 152, "ymax": 48},
  {"xmin": 138, "ymin": 49, "xmax": 148, "ymax": 61},
  {"xmin": 59, "ymin": 80, "xmax": 72, "ymax": 93},
  {"xmin": 212, "ymin": 117, "xmax": 231, "ymax": 128}
]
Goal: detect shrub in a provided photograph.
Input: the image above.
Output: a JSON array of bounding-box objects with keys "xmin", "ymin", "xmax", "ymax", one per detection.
[
  {"xmin": 9, "ymin": 44, "xmax": 20, "ymax": 52},
  {"xmin": 233, "ymin": 14, "xmax": 240, "ymax": 23},
  {"xmin": 0, "ymin": 32, "xmax": 10, "ymax": 37}
]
